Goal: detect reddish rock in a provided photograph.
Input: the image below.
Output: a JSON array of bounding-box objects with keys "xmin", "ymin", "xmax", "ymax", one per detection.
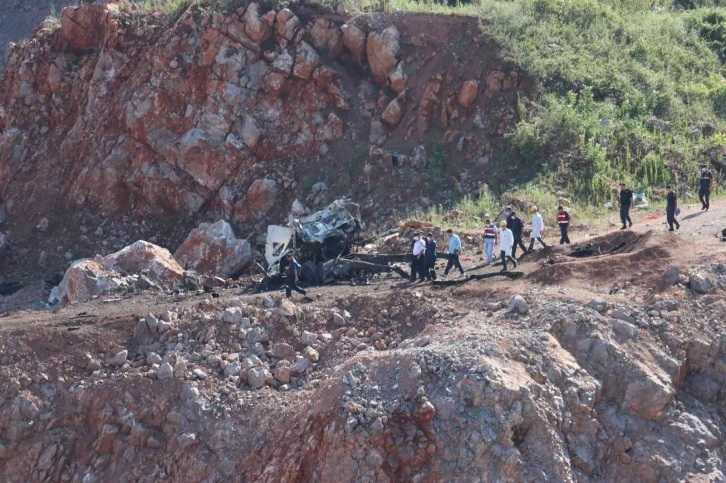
[
  {"xmin": 341, "ymin": 23, "xmax": 366, "ymax": 65},
  {"xmin": 174, "ymin": 220, "xmax": 252, "ymax": 278},
  {"xmin": 274, "ymin": 9, "xmax": 300, "ymax": 41},
  {"xmin": 458, "ymin": 80, "xmax": 479, "ymax": 108},
  {"xmin": 243, "ymin": 3, "xmax": 272, "ymax": 44},
  {"xmin": 292, "ymin": 42, "xmax": 320, "ymax": 80},
  {"xmin": 381, "ymin": 99, "xmax": 403, "ymax": 127},
  {"xmin": 60, "ymin": 5, "xmax": 107, "ymax": 53},
  {"xmin": 244, "ymin": 178, "xmax": 278, "ymax": 218},
  {"xmin": 366, "ymin": 26, "xmax": 400, "ymax": 86},
  {"xmin": 388, "ymin": 63, "xmax": 406, "ymax": 94}
]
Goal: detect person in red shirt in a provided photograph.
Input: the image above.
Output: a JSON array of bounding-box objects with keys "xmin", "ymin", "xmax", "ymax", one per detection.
[{"xmin": 557, "ymin": 205, "xmax": 571, "ymax": 244}]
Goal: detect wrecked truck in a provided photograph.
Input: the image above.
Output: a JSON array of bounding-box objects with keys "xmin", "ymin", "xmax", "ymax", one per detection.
[{"xmin": 264, "ymin": 200, "xmax": 365, "ymax": 285}]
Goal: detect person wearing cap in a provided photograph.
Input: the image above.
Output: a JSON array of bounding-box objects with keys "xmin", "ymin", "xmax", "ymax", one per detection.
[
  {"xmin": 443, "ymin": 229, "xmax": 465, "ymax": 278},
  {"xmin": 508, "ymin": 211, "xmax": 528, "ymax": 258},
  {"xmin": 285, "ymin": 254, "xmax": 307, "ymax": 298},
  {"xmin": 619, "ymin": 182, "xmax": 633, "ymax": 229},
  {"xmin": 482, "ymin": 218, "xmax": 498, "ymax": 263},
  {"xmin": 666, "ymin": 185, "xmax": 680, "ymax": 231},
  {"xmin": 411, "ymin": 232, "xmax": 427, "ymax": 282},
  {"xmin": 527, "ymin": 206, "xmax": 548, "ymax": 252},
  {"xmin": 424, "ymin": 232, "xmax": 438, "ymax": 281},
  {"xmin": 556, "ymin": 205, "xmax": 571, "ymax": 244},
  {"xmin": 699, "ymin": 164, "xmax": 713, "ymax": 211},
  {"xmin": 498, "ymin": 221, "xmax": 518, "ymax": 271}
]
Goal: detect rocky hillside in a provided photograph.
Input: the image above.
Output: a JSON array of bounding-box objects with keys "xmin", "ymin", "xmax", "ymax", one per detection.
[{"xmin": 0, "ymin": 3, "xmax": 529, "ymax": 263}]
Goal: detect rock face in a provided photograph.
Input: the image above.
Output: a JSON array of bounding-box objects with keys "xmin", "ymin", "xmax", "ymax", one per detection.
[
  {"xmin": 174, "ymin": 220, "xmax": 252, "ymax": 278},
  {"xmin": 55, "ymin": 241, "xmax": 184, "ymax": 305},
  {"xmin": 366, "ymin": 25, "xmax": 400, "ymax": 86}
]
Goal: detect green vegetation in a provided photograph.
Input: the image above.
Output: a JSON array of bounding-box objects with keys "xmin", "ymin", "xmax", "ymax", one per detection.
[{"xmin": 481, "ymin": 0, "xmax": 726, "ymax": 206}]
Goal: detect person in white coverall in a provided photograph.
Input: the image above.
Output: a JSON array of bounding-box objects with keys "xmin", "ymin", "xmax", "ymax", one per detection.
[
  {"xmin": 527, "ymin": 206, "xmax": 548, "ymax": 252},
  {"xmin": 498, "ymin": 221, "xmax": 518, "ymax": 272}
]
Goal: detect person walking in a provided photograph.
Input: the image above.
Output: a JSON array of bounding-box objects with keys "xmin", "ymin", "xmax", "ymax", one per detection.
[
  {"xmin": 285, "ymin": 254, "xmax": 307, "ymax": 298},
  {"xmin": 443, "ymin": 229, "xmax": 465, "ymax": 278},
  {"xmin": 557, "ymin": 205, "xmax": 571, "ymax": 244},
  {"xmin": 509, "ymin": 211, "xmax": 528, "ymax": 258},
  {"xmin": 505, "ymin": 206, "xmax": 514, "ymax": 229},
  {"xmin": 498, "ymin": 221, "xmax": 518, "ymax": 272},
  {"xmin": 424, "ymin": 232, "xmax": 437, "ymax": 281},
  {"xmin": 666, "ymin": 185, "xmax": 680, "ymax": 231},
  {"xmin": 699, "ymin": 164, "xmax": 713, "ymax": 211},
  {"xmin": 411, "ymin": 233, "xmax": 427, "ymax": 282},
  {"xmin": 619, "ymin": 182, "xmax": 633, "ymax": 229},
  {"xmin": 482, "ymin": 218, "xmax": 498, "ymax": 263},
  {"xmin": 528, "ymin": 206, "xmax": 548, "ymax": 252}
]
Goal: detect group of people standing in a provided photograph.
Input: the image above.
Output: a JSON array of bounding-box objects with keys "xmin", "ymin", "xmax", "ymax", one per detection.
[{"xmin": 411, "ymin": 204, "xmax": 574, "ymax": 280}]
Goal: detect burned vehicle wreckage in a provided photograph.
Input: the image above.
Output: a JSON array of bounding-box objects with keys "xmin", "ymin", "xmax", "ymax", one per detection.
[{"xmin": 261, "ymin": 200, "xmax": 408, "ymax": 290}]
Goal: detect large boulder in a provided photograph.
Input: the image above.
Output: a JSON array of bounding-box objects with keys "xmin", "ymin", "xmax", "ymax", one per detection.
[
  {"xmin": 54, "ymin": 241, "xmax": 185, "ymax": 305},
  {"xmin": 103, "ymin": 241, "xmax": 185, "ymax": 287},
  {"xmin": 366, "ymin": 26, "xmax": 400, "ymax": 86},
  {"xmin": 174, "ymin": 220, "xmax": 252, "ymax": 279},
  {"xmin": 54, "ymin": 258, "xmax": 125, "ymax": 306}
]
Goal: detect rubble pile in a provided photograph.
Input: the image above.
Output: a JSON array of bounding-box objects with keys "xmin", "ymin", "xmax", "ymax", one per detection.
[{"xmin": 1, "ymin": 286, "xmax": 724, "ymax": 482}]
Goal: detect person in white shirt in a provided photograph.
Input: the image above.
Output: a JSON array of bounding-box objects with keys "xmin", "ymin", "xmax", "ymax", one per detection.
[
  {"xmin": 528, "ymin": 206, "xmax": 548, "ymax": 253},
  {"xmin": 498, "ymin": 221, "xmax": 518, "ymax": 272},
  {"xmin": 411, "ymin": 233, "xmax": 427, "ymax": 282}
]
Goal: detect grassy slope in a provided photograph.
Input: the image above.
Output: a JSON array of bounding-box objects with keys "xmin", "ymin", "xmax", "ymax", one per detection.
[{"xmin": 399, "ymin": 0, "xmax": 726, "ymax": 227}]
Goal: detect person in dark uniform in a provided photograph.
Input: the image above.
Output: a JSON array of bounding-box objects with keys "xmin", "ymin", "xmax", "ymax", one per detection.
[
  {"xmin": 666, "ymin": 185, "xmax": 680, "ymax": 231},
  {"xmin": 285, "ymin": 254, "xmax": 307, "ymax": 298},
  {"xmin": 505, "ymin": 206, "xmax": 514, "ymax": 229},
  {"xmin": 699, "ymin": 165, "xmax": 713, "ymax": 211},
  {"xmin": 424, "ymin": 232, "xmax": 437, "ymax": 281},
  {"xmin": 556, "ymin": 205, "xmax": 571, "ymax": 244},
  {"xmin": 619, "ymin": 183, "xmax": 633, "ymax": 230},
  {"xmin": 509, "ymin": 211, "xmax": 528, "ymax": 258}
]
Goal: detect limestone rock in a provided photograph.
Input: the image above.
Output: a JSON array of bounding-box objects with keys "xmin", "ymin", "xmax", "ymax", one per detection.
[
  {"xmin": 157, "ymin": 362, "xmax": 174, "ymax": 380},
  {"xmin": 663, "ymin": 266, "xmax": 679, "ymax": 286},
  {"xmin": 247, "ymin": 367, "xmax": 268, "ymax": 389},
  {"xmin": 174, "ymin": 220, "xmax": 252, "ymax": 279},
  {"xmin": 107, "ymin": 350, "xmax": 128, "ymax": 366},
  {"xmin": 689, "ymin": 274, "xmax": 712, "ymax": 294},
  {"xmin": 274, "ymin": 9, "xmax": 300, "ymax": 41},
  {"xmin": 104, "ymin": 241, "xmax": 185, "ymax": 287},
  {"xmin": 366, "ymin": 26, "xmax": 400, "ymax": 85},
  {"xmin": 509, "ymin": 295, "xmax": 529, "ymax": 314}
]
